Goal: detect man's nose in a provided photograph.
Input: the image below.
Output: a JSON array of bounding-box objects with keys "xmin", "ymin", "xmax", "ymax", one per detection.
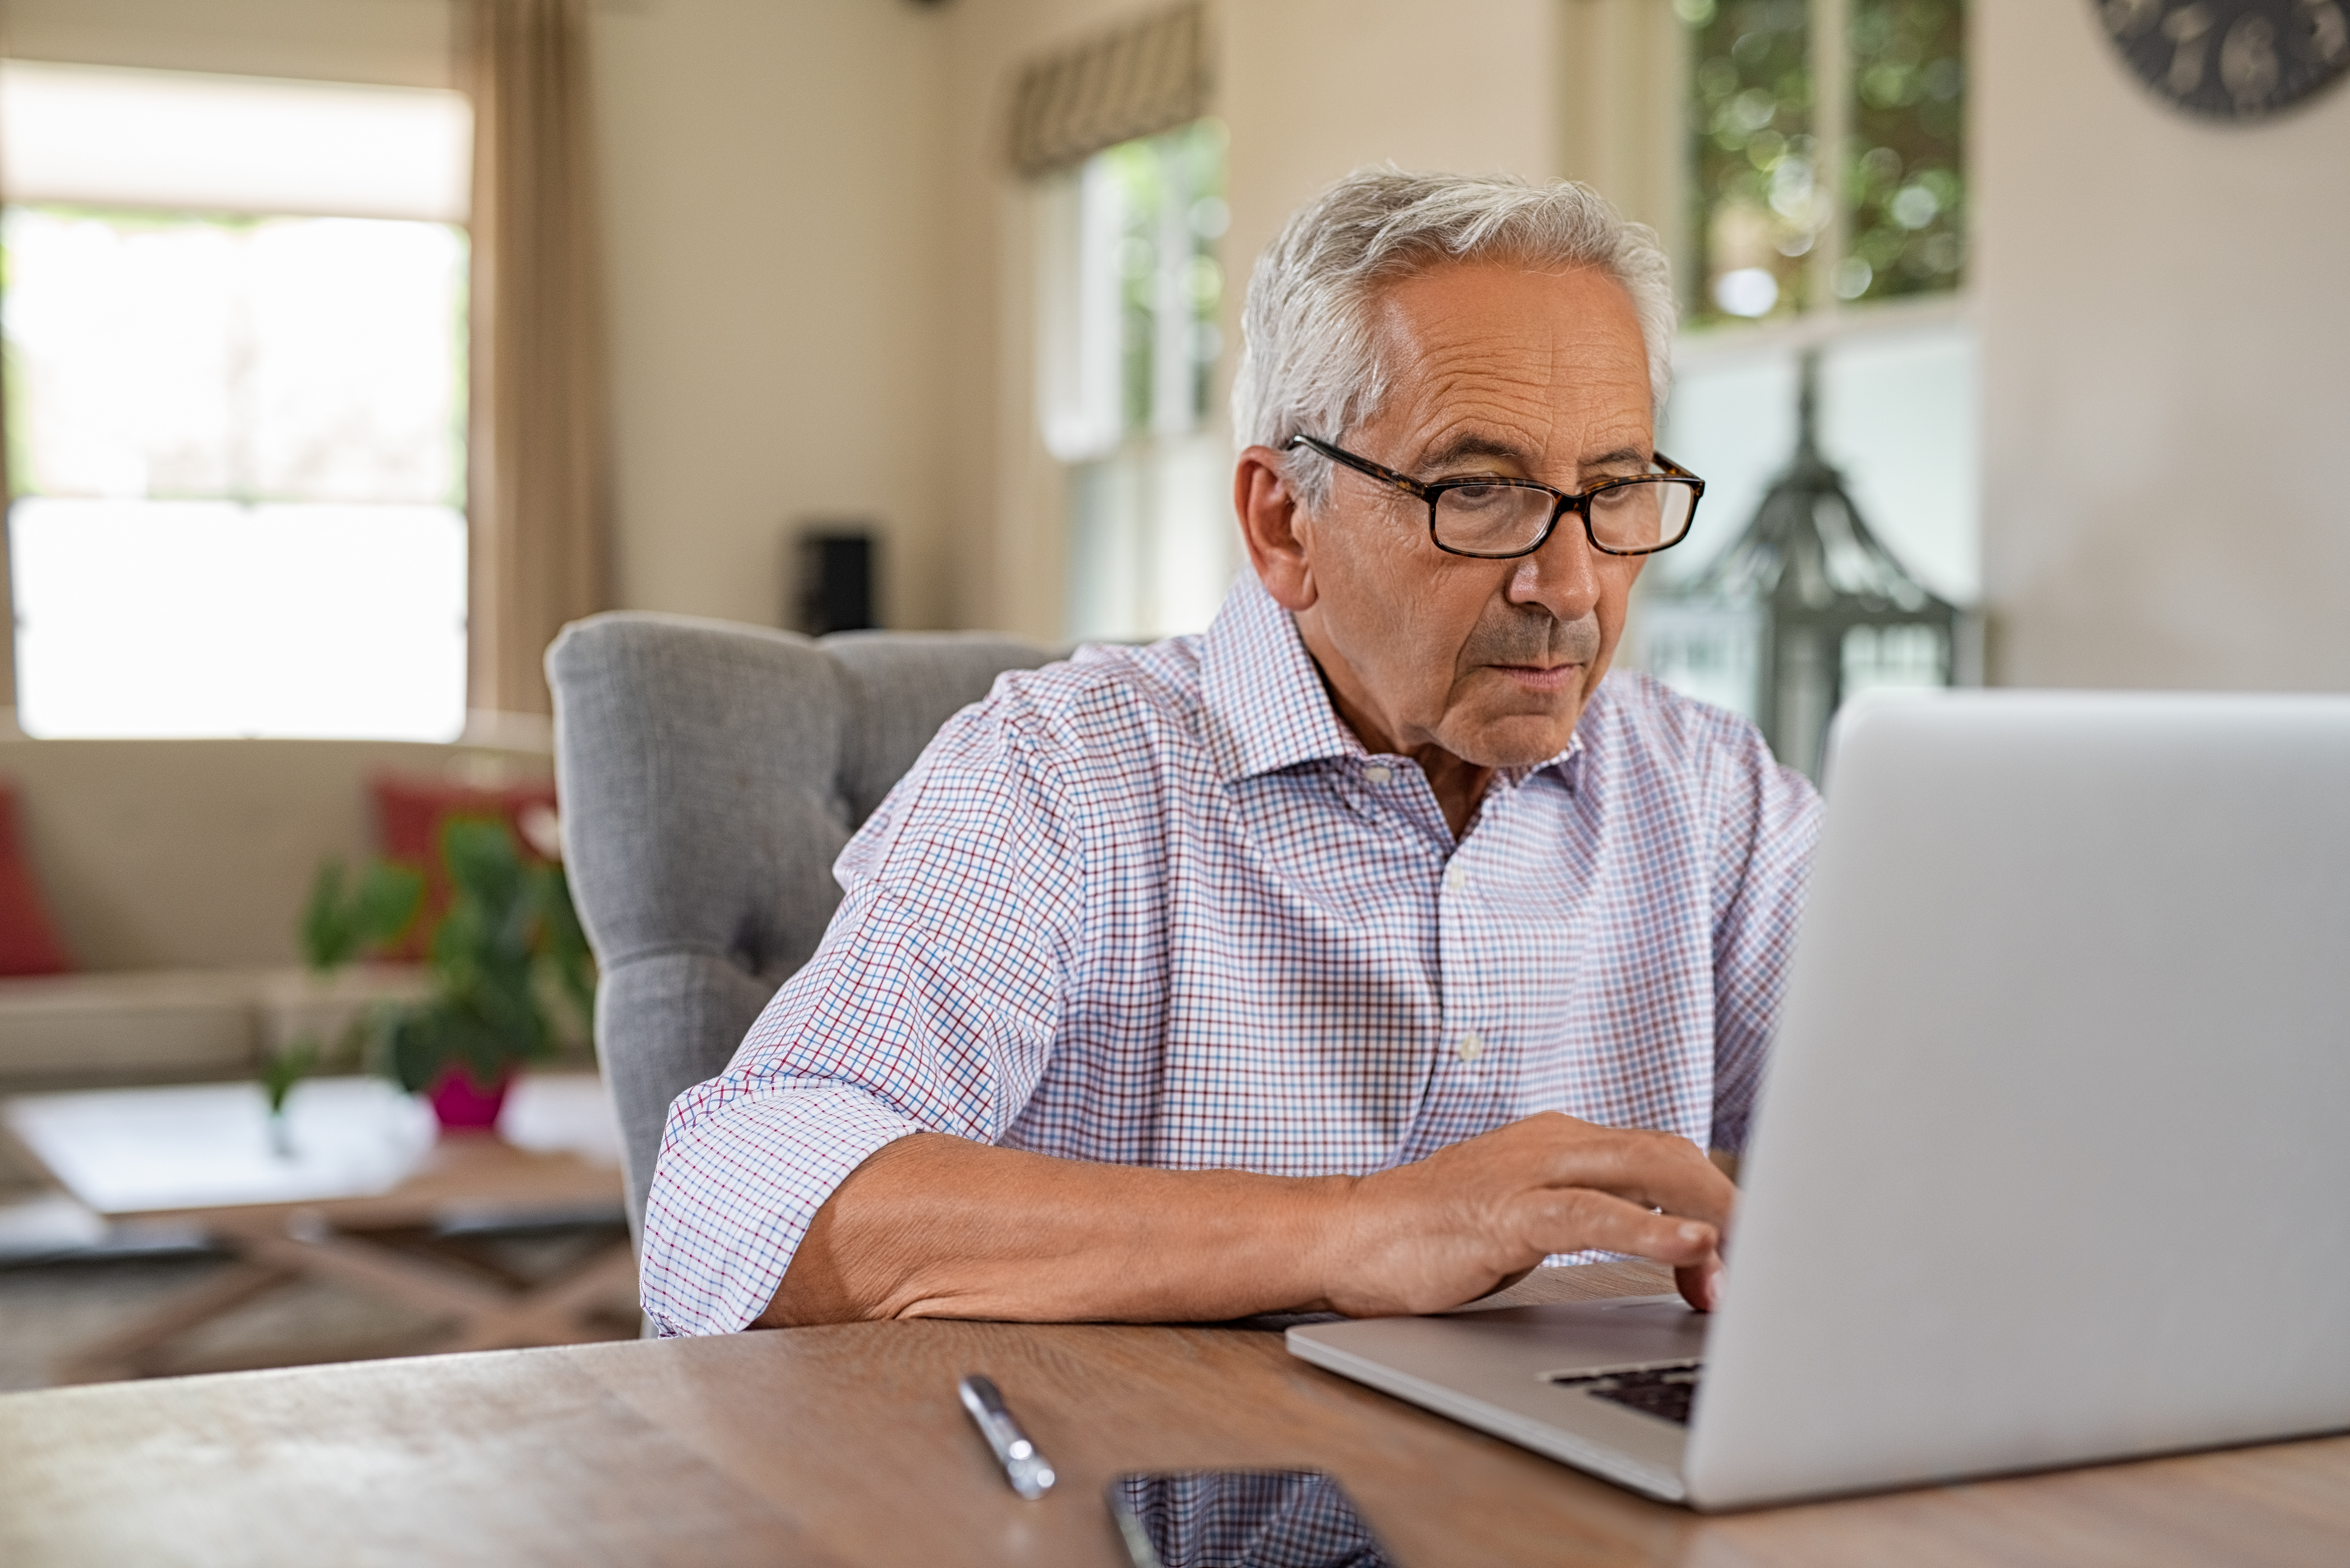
[{"xmin": 1503, "ymin": 514, "xmax": 1603, "ymax": 622}]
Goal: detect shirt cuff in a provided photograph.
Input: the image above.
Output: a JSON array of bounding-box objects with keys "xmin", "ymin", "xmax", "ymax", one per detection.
[{"xmin": 638, "ymin": 1082, "xmax": 923, "ymax": 1336}]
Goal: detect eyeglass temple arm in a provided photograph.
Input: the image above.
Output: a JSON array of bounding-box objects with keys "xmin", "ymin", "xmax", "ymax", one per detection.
[
  {"xmin": 1285, "ymin": 435, "xmax": 1433, "ymax": 500},
  {"xmin": 1648, "ymin": 452, "xmax": 1701, "ymax": 489}
]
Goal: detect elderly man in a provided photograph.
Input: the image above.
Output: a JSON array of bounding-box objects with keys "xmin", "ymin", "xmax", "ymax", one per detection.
[{"xmin": 641, "ymin": 170, "xmax": 1820, "ymax": 1337}]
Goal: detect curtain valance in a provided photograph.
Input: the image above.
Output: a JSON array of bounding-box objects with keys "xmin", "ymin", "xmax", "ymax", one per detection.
[{"xmin": 1008, "ymin": 2, "xmax": 1209, "ymax": 178}]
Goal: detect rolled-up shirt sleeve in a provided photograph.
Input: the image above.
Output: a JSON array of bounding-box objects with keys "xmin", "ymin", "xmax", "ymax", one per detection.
[{"xmin": 638, "ymin": 697, "xmax": 1087, "ymax": 1336}]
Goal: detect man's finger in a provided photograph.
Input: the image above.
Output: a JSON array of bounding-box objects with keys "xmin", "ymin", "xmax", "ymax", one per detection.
[
  {"xmin": 1509, "ymin": 1186, "xmax": 1720, "ymax": 1267},
  {"xmin": 1674, "ymin": 1257, "xmax": 1723, "ymax": 1313},
  {"xmin": 1518, "ymin": 1123, "xmax": 1738, "ymax": 1233}
]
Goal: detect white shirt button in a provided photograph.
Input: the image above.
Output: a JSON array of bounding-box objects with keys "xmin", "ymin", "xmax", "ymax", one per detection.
[
  {"xmin": 1363, "ymin": 764, "xmax": 1393, "ymax": 785},
  {"xmin": 1456, "ymin": 1032, "xmax": 1484, "ymax": 1063},
  {"xmin": 1444, "ymin": 864, "xmax": 1467, "ymax": 893}
]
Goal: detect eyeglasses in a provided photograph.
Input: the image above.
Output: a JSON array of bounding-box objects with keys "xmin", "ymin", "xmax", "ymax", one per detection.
[{"xmin": 1287, "ymin": 435, "xmax": 1704, "ymax": 559}]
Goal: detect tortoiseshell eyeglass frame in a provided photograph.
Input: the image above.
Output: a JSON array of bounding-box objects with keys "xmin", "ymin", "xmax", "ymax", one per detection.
[{"xmin": 1286, "ymin": 434, "xmax": 1706, "ymax": 559}]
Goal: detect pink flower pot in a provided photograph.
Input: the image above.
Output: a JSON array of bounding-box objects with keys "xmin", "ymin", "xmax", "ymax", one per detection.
[{"xmin": 426, "ymin": 1064, "xmax": 514, "ymax": 1135}]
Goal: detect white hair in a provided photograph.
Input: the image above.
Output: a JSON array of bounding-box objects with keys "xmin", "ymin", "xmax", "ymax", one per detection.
[{"xmin": 1231, "ymin": 168, "xmax": 1676, "ymax": 511}]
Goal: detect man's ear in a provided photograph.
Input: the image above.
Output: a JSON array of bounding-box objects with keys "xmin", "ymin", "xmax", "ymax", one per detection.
[{"xmin": 1234, "ymin": 446, "xmax": 1316, "ymax": 612}]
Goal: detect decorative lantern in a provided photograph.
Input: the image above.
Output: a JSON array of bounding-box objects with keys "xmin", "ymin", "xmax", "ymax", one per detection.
[{"xmin": 1637, "ymin": 351, "xmax": 1976, "ymax": 779}]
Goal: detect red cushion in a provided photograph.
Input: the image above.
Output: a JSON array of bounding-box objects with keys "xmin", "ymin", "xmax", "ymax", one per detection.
[
  {"xmin": 370, "ymin": 774, "xmax": 561, "ymax": 960},
  {"xmin": 0, "ymin": 779, "xmax": 74, "ymax": 977}
]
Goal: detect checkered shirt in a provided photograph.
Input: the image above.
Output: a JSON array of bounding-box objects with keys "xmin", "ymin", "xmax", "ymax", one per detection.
[
  {"xmin": 639, "ymin": 574, "xmax": 1821, "ymax": 1336},
  {"xmin": 1110, "ymin": 1469, "xmax": 1392, "ymax": 1566}
]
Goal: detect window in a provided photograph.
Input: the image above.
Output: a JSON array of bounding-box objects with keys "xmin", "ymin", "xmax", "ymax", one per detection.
[
  {"xmin": 1624, "ymin": 2, "xmax": 1977, "ymax": 725},
  {"xmin": 1683, "ymin": 0, "xmax": 1966, "ymax": 323},
  {"xmin": 1, "ymin": 62, "xmax": 472, "ymax": 740},
  {"xmin": 1038, "ymin": 120, "xmax": 1234, "ymax": 643}
]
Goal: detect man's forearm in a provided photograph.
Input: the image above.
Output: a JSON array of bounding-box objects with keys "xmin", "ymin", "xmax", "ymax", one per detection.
[
  {"xmin": 758, "ymin": 1112, "xmax": 1735, "ymax": 1328},
  {"xmin": 759, "ymin": 1133, "xmax": 1353, "ymax": 1327}
]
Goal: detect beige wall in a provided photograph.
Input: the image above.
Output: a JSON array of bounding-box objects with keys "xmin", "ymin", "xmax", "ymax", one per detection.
[
  {"xmin": 1974, "ymin": 1, "xmax": 2350, "ymax": 690},
  {"xmin": 934, "ymin": 0, "xmax": 1563, "ymax": 641},
  {"xmin": 589, "ymin": 0, "xmax": 951, "ymax": 632},
  {"xmin": 1553, "ymin": 0, "xmax": 1685, "ymax": 257},
  {"xmin": 1218, "ymin": 0, "xmax": 1563, "ymax": 403}
]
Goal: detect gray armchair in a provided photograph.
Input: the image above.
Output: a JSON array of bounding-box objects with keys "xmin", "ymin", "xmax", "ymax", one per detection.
[{"xmin": 547, "ymin": 612, "xmax": 1055, "ymax": 1238}]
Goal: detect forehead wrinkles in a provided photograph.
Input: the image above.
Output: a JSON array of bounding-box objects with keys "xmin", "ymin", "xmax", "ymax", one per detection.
[
  {"xmin": 1362, "ymin": 297, "xmax": 1558, "ymax": 452},
  {"xmin": 1363, "ymin": 270, "xmax": 1654, "ymax": 472},
  {"xmin": 1410, "ymin": 408, "xmax": 1559, "ymax": 477}
]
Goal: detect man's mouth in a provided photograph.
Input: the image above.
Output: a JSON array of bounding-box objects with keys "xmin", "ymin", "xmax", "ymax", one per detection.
[
  {"xmin": 1459, "ymin": 608, "xmax": 1603, "ymax": 695},
  {"xmin": 1490, "ymin": 662, "xmax": 1582, "ymax": 693}
]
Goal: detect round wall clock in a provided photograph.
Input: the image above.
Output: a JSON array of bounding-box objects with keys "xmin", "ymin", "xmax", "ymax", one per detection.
[{"xmin": 2098, "ymin": 0, "xmax": 2350, "ymax": 119}]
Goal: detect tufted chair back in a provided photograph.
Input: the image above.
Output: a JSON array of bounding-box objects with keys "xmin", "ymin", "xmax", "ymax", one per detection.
[{"xmin": 547, "ymin": 613, "xmax": 1054, "ymax": 1238}]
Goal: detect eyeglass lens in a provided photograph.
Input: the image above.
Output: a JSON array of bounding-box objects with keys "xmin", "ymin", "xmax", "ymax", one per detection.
[{"xmin": 1432, "ymin": 478, "xmax": 1697, "ymax": 556}]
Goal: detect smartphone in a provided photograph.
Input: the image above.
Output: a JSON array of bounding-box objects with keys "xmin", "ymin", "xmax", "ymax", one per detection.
[{"xmin": 1105, "ymin": 1469, "xmax": 1399, "ymax": 1568}]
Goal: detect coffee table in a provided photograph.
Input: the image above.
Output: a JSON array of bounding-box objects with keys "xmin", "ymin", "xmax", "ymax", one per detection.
[{"xmin": 0, "ymin": 1073, "xmax": 637, "ymax": 1383}]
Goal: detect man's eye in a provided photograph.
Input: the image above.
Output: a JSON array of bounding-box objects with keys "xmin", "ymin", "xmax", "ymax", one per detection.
[{"xmin": 1447, "ymin": 483, "xmax": 1519, "ymax": 511}]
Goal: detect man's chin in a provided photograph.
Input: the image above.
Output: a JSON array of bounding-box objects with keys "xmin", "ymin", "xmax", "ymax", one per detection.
[
  {"xmin": 1441, "ymin": 705, "xmax": 1587, "ymax": 771},
  {"xmin": 1438, "ymin": 666, "xmax": 1593, "ymax": 765}
]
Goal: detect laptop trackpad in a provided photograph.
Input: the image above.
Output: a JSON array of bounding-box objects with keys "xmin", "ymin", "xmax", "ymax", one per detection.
[{"xmin": 1441, "ymin": 1294, "xmax": 1711, "ymax": 1376}]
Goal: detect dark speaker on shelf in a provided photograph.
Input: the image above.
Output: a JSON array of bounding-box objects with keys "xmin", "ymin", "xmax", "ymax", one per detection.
[{"xmin": 794, "ymin": 526, "xmax": 877, "ymax": 636}]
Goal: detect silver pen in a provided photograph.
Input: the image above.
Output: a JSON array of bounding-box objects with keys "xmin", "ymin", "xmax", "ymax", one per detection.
[{"xmin": 958, "ymin": 1373, "xmax": 1057, "ymax": 1500}]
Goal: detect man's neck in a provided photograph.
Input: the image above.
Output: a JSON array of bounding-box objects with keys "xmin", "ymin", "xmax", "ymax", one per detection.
[{"xmin": 1303, "ymin": 652, "xmax": 1494, "ymax": 842}]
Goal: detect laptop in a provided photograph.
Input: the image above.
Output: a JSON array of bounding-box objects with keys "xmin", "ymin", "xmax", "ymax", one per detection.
[{"xmin": 1288, "ymin": 690, "xmax": 2350, "ymax": 1510}]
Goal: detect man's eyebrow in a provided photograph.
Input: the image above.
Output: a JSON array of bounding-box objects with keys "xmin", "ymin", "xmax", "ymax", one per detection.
[
  {"xmin": 1416, "ymin": 434, "xmax": 1532, "ymax": 472},
  {"xmin": 1579, "ymin": 445, "xmax": 1650, "ymax": 473},
  {"xmin": 1416, "ymin": 437, "xmax": 1653, "ymax": 478}
]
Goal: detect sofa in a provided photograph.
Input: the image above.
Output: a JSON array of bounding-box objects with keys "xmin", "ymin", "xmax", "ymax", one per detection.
[{"xmin": 0, "ymin": 724, "xmax": 555, "ymax": 1092}]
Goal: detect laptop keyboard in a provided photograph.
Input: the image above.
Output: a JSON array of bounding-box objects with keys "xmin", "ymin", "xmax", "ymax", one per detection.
[{"xmin": 1546, "ymin": 1362, "xmax": 1702, "ymax": 1426}]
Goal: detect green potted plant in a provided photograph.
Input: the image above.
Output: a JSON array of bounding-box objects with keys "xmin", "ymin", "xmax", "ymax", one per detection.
[
  {"xmin": 279, "ymin": 815, "xmax": 595, "ymax": 1135},
  {"xmin": 259, "ymin": 857, "xmax": 425, "ymax": 1154}
]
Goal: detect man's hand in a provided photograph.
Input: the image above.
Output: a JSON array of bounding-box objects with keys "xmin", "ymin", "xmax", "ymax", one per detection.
[
  {"xmin": 762, "ymin": 1112, "xmax": 1732, "ymax": 1327},
  {"xmin": 1316, "ymin": 1112, "xmax": 1734, "ymax": 1316}
]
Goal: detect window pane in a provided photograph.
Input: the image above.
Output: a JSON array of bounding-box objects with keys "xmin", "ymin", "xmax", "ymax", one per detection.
[
  {"xmin": 1844, "ymin": 0, "xmax": 1966, "ymax": 302},
  {"xmin": 1055, "ymin": 121, "xmax": 1235, "ymax": 642},
  {"xmin": 1686, "ymin": 0, "xmax": 1816, "ymax": 323},
  {"xmin": 3, "ymin": 201, "xmax": 469, "ymax": 739},
  {"xmin": 1657, "ymin": 321, "xmax": 1982, "ymax": 607},
  {"xmin": 1816, "ymin": 322, "xmax": 1977, "ymax": 603},
  {"xmin": 1065, "ymin": 433, "xmax": 1231, "ymax": 643},
  {"xmin": 247, "ymin": 218, "xmax": 468, "ymax": 504},
  {"xmin": 1650, "ymin": 353, "xmax": 1801, "ymax": 589},
  {"xmin": 1635, "ymin": 318, "xmax": 1978, "ymax": 718},
  {"xmin": 12, "ymin": 500, "xmax": 467, "ymax": 741},
  {"xmin": 1681, "ymin": 0, "xmax": 1966, "ymax": 315},
  {"xmin": 6, "ymin": 209, "xmax": 242, "ymax": 498},
  {"xmin": 6, "ymin": 208, "xmax": 466, "ymax": 506}
]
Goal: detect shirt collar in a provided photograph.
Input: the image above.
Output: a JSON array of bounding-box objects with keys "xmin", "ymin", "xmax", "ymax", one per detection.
[
  {"xmin": 1198, "ymin": 574, "xmax": 1365, "ymax": 781},
  {"xmin": 1197, "ymin": 574, "xmax": 1588, "ymax": 786}
]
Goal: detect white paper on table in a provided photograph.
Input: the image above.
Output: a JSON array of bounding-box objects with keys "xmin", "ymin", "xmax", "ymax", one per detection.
[
  {"xmin": 5, "ymin": 1072, "xmax": 624, "ymax": 1219},
  {"xmin": 4, "ymin": 1078, "xmax": 437, "ymax": 1215}
]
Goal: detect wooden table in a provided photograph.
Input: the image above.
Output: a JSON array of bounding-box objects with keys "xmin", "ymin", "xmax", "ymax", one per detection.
[
  {"xmin": 1, "ymin": 1074, "xmax": 636, "ymax": 1382},
  {"xmin": 2, "ymin": 1259, "xmax": 2343, "ymax": 1566}
]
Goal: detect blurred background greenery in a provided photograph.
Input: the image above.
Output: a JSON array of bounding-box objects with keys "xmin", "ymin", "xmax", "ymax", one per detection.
[{"xmin": 1683, "ymin": 0, "xmax": 1965, "ymax": 325}]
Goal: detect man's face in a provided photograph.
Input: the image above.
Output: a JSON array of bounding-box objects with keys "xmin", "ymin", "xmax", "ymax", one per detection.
[{"xmin": 1268, "ymin": 262, "xmax": 1655, "ymax": 771}]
